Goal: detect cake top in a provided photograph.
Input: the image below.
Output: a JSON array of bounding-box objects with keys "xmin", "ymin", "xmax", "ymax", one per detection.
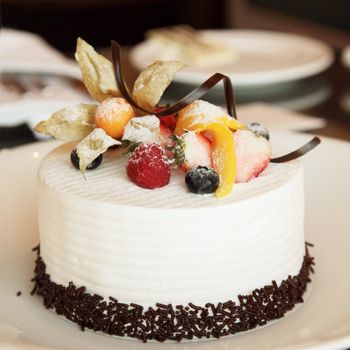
[
  {"xmin": 34, "ymin": 38, "xmax": 320, "ymax": 200},
  {"xmin": 39, "ymin": 142, "xmax": 301, "ymax": 209}
]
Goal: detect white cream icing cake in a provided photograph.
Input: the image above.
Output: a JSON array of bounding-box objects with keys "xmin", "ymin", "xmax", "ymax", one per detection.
[
  {"xmin": 31, "ymin": 38, "xmax": 317, "ymax": 342},
  {"xmin": 38, "ymin": 143, "xmax": 305, "ymax": 309}
]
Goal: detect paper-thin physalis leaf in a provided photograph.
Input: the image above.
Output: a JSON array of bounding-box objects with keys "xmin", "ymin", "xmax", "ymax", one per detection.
[
  {"xmin": 34, "ymin": 104, "xmax": 97, "ymax": 141},
  {"xmin": 132, "ymin": 60, "xmax": 185, "ymax": 111},
  {"xmin": 75, "ymin": 37, "xmax": 119, "ymax": 102},
  {"xmin": 76, "ymin": 128, "xmax": 121, "ymax": 174}
]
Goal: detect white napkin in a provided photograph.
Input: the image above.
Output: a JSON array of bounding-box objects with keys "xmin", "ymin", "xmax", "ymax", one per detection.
[
  {"xmin": 0, "ymin": 28, "xmax": 80, "ymax": 78},
  {"xmin": 237, "ymin": 102, "xmax": 326, "ymax": 131}
]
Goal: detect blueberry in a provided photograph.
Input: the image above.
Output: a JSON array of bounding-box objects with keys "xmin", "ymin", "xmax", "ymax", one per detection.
[
  {"xmin": 70, "ymin": 149, "xmax": 103, "ymax": 170},
  {"xmin": 248, "ymin": 122, "xmax": 270, "ymax": 140},
  {"xmin": 185, "ymin": 166, "xmax": 219, "ymax": 194}
]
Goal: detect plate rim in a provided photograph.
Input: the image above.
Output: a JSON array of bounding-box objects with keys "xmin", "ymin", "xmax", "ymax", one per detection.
[
  {"xmin": 1, "ymin": 135, "xmax": 350, "ymax": 350},
  {"xmin": 130, "ymin": 29, "xmax": 334, "ymax": 86}
]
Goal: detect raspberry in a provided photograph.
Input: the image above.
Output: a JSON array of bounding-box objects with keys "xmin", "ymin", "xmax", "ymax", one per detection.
[{"xmin": 126, "ymin": 143, "xmax": 171, "ymax": 189}]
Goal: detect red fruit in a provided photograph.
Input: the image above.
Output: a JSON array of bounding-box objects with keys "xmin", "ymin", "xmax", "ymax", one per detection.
[
  {"xmin": 180, "ymin": 131, "xmax": 212, "ymax": 172},
  {"xmin": 127, "ymin": 143, "xmax": 171, "ymax": 189},
  {"xmin": 160, "ymin": 124, "xmax": 173, "ymax": 146},
  {"xmin": 159, "ymin": 114, "xmax": 178, "ymax": 130},
  {"xmin": 234, "ymin": 129, "xmax": 271, "ymax": 183},
  {"xmin": 155, "ymin": 106, "xmax": 178, "ymax": 130}
]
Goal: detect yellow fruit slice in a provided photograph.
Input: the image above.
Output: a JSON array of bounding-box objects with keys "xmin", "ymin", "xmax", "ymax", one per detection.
[
  {"xmin": 188, "ymin": 122, "xmax": 236, "ymax": 198},
  {"xmin": 174, "ymin": 100, "xmax": 244, "ymax": 136}
]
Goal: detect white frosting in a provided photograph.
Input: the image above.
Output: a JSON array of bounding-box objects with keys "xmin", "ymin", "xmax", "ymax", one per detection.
[{"xmin": 38, "ymin": 143, "xmax": 305, "ymax": 308}]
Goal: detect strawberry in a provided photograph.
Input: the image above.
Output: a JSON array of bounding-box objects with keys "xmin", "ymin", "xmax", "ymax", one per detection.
[
  {"xmin": 234, "ymin": 129, "xmax": 271, "ymax": 183},
  {"xmin": 127, "ymin": 143, "xmax": 171, "ymax": 189},
  {"xmin": 160, "ymin": 124, "xmax": 173, "ymax": 147},
  {"xmin": 159, "ymin": 114, "xmax": 178, "ymax": 130},
  {"xmin": 172, "ymin": 131, "xmax": 212, "ymax": 172},
  {"xmin": 154, "ymin": 106, "xmax": 178, "ymax": 131}
]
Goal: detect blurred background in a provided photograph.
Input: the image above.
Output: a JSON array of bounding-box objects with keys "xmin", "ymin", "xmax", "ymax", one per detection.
[
  {"xmin": 2, "ymin": 0, "xmax": 350, "ymax": 50},
  {"xmin": 1, "ymin": 0, "xmax": 350, "ymax": 147}
]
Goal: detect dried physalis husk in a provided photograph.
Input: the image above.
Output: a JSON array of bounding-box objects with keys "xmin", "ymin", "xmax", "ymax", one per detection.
[
  {"xmin": 76, "ymin": 128, "xmax": 121, "ymax": 174},
  {"xmin": 132, "ymin": 60, "xmax": 185, "ymax": 111},
  {"xmin": 75, "ymin": 37, "xmax": 119, "ymax": 102},
  {"xmin": 34, "ymin": 104, "xmax": 97, "ymax": 141}
]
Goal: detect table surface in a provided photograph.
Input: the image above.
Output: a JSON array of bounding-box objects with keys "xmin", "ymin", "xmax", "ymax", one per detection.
[{"xmin": 1, "ymin": 49, "xmax": 350, "ymax": 149}]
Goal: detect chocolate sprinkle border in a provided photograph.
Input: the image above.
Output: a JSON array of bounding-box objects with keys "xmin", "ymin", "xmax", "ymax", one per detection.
[{"xmin": 31, "ymin": 246, "xmax": 314, "ymax": 343}]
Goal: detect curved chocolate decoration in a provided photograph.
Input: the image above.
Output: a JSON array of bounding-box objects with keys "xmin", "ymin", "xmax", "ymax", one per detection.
[
  {"xmin": 156, "ymin": 73, "xmax": 237, "ymax": 119},
  {"xmin": 111, "ymin": 40, "xmax": 320, "ymax": 163},
  {"xmin": 110, "ymin": 41, "xmax": 237, "ymax": 118},
  {"xmin": 271, "ymin": 136, "xmax": 321, "ymax": 163},
  {"xmin": 111, "ymin": 41, "xmax": 151, "ymax": 114}
]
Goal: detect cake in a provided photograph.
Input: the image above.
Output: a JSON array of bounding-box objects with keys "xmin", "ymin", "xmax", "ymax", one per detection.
[{"xmin": 31, "ymin": 38, "xmax": 318, "ymax": 342}]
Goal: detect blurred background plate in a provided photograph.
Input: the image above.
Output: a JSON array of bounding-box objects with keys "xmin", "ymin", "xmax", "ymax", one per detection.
[
  {"xmin": 0, "ymin": 73, "xmax": 91, "ymax": 136},
  {"xmin": 130, "ymin": 30, "xmax": 334, "ymax": 86}
]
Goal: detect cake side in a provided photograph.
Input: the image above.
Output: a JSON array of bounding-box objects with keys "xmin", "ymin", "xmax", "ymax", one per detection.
[{"xmin": 38, "ymin": 143, "xmax": 305, "ymax": 308}]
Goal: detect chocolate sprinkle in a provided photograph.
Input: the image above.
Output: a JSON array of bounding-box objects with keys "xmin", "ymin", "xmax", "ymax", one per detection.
[
  {"xmin": 32, "ymin": 246, "xmax": 314, "ymax": 342},
  {"xmin": 16, "ymin": 291, "xmax": 21, "ymax": 297}
]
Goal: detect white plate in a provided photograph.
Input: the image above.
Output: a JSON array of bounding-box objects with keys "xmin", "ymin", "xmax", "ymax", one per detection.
[
  {"xmin": 1, "ymin": 133, "xmax": 350, "ymax": 350},
  {"xmin": 130, "ymin": 30, "xmax": 334, "ymax": 86},
  {"xmin": 0, "ymin": 29, "xmax": 80, "ymax": 79}
]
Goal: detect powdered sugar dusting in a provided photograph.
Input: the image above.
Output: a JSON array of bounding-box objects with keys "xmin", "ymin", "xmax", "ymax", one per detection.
[
  {"xmin": 122, "ymin": 115, "xmax": 162, "ymax": 145},
  {"xmin": 128, "ymin": 143, "xmax": 169, "ymax": 166},
  {"xmin": 234, "ymin": 129, "xmax": 272, "ymax": 183},
  {"xmin": 127, "ymin": 143, "xmax": 170, "ymax": 189},
  {"xmin": 96, "ymin": 97, "xmax": 133, "ymax": 123},
  {"xmin": 182, "ymin": 100, "xmax": 229, "ymax": 127}
]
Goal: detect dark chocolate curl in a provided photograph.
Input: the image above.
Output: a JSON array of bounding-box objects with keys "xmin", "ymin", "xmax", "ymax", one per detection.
[
  {"xmin": 110, "ymin": 40, "xmax": 237, "ymax": 119},
  {"xmin": 271, "ymin": 136, "xmax": 321, "ymax": 163},
  {"xmin": 111, "ymin": 41, "xmax": 151, "ymax": 114},
  {"xmin": 156, "ymin": 73, "xmax": 237, "ymax": 119}
]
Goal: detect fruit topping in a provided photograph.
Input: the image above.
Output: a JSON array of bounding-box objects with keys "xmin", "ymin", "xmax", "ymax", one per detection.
[
  {"xmin": 159, "ymin": 114, "xmax": 178, "ymax": 131},
  {"xmin": 154, "ymin": 106, "xmax": 178, "ymax": 131},
  {"xmin": 132, "ymin": 61, "xmax": 185, "ymax": 111},
  {"xmin": 75, "ymin": 128, "xmax": 120, "ymax": 174},
  {"xmin": 123, "ymin": 115, "xmax": 162, "ymax": 145},
  {"xmin": 95, "ymin": 97, "xmax": 135, "ymax": 139},
  {"xmin": 175, "ymin": 100, "xmax": 244, "ymax": 135},
  {"xmin": 247, "ymin": 122, "xmax": 270, "ymax": 140},
  {"xmin": 34, "ymin": 39, "xmax": 320, "ymax": 198},
  {"xmin": 159, "ymin": 124, "xmax": 173, "ymax": 148},
  {"xmin": 185, "ymin": 166, "xmax": 219, "ymax": 194},
  {"xmin": 71, "ymin": 149, "xmax": 103, "ymax": 170},
  {"xmin": 171, "ymin": 131, "xmax": 212, "ymax": 172},
  {"xmin": 174, "ymin": 119, "xmax": 236, "ymax": 198},
  {"xmin": 127, "ymin": 143, "xmax": 171, "ymax": 189},
  {"xmin": 122, "ymin": 115, "xmax": 172, "ymax": 149},
  {"xmin": 234, "ymin": 129, "xmax": 272, "ymax": 183}
]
